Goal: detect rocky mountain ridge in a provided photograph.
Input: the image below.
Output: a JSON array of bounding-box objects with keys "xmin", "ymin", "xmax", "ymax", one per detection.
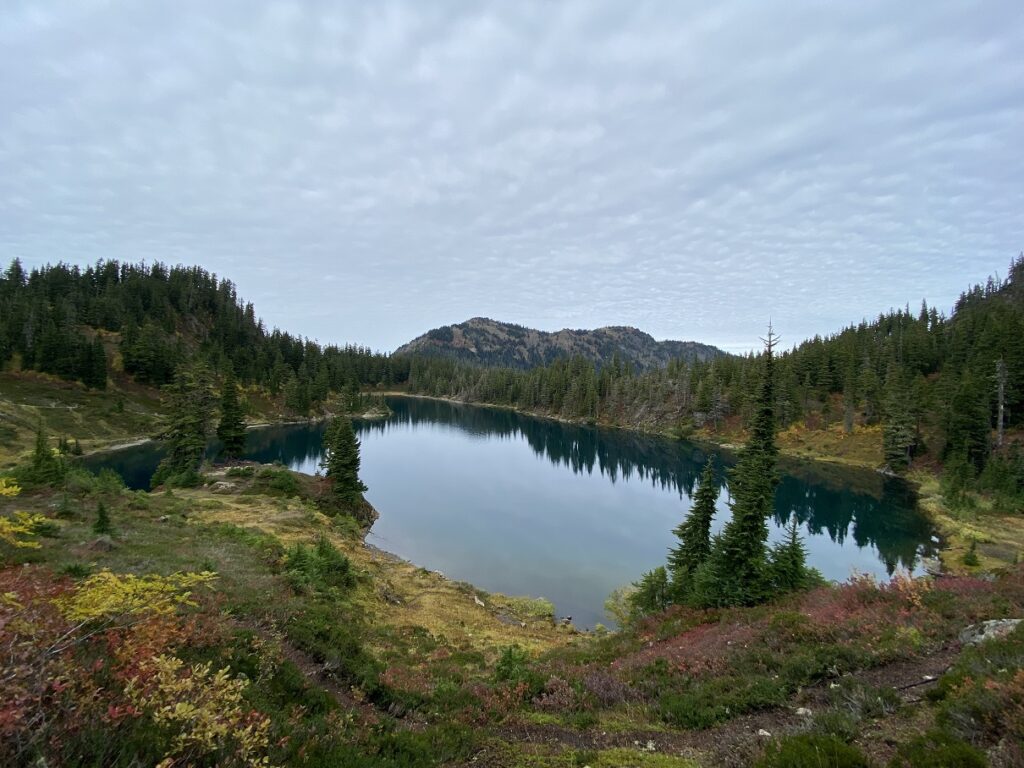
[{"xmin": 394, "ymin": 317, "xmax": 723, "ymax": 370}]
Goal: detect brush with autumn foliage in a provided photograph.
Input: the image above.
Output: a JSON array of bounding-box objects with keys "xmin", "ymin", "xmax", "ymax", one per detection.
[
  {"xmin": 5, "ymin": 443, "xmax": 1024, "ymax": 766},
  {"xmin": 0, "ymin": 565, "xmax": 280, "ymax": 768},
  {"xmin": 0, "ymin": 479, "xmax": 47, "ymax": 557}
]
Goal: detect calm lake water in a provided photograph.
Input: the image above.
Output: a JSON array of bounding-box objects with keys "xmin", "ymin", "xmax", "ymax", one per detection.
[{"xmin": 85, "ymin": 396, "xmax": 938, "ymax": 628}]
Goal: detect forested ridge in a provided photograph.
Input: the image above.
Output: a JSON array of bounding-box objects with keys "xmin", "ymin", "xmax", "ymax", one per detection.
[{"xmin": 0, "ymin": 259, "xmax": 410, "ymax": 414}]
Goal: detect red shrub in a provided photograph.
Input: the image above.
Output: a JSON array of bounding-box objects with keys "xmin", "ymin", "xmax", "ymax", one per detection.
[
  {"xmin": 581, "ymin": 669, "xmax": 637, "ymax": 707},
  {"xmin": 533, "ymin": 676, "xmax": 578, "ymax": 711},
  {"xmin": 614, "ymin": 620, "xmax": 759, "ymax": 677}
]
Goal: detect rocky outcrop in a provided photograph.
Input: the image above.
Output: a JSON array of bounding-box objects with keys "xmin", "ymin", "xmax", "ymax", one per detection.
[{"xmin": 959, "ymin": 618, "xmax": 1022, "ymax": 645}]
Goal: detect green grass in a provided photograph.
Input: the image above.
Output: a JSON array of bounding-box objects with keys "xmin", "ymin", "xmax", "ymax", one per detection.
[
  {"xmin": 483, "ymin": 742, "xmax": 699, "ymax": 768},
  {"xmin": 0, "ymin": 372, "xmax": 165, "ymax": 468},
  {"xmin": 755, "ymin": 734, "xmax": 871, "ymax": 768}
]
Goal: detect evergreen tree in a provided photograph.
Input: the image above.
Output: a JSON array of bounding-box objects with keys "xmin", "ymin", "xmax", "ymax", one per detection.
[
  {"xmin": 629, "ymin": 566, "xmax": 671, "ymax": 618},
  {"xmin": 92, "ymin": 501, "xmax": 113, "ymax": 535},
  {"xmin": 284, "ymin": 369, "xmax": 310, "ymax": 415},
  {"xmin": 882, "ymin": 364, "xmax": 915, "ymax": 472},
  {"xmin": 858, "ymin": 356, "xmax": 882, "ymax": 424},
  {"xmin": 311, "ymin": 366, "xmax": 330, "ymax": 407},
  {"xmin": 216, "ymin": 369, "xmax": 247, "ymax": 459},
  {"xmin": 768, "ymin": 517, "xmax": 810, "ymax": 592},
  {"xmin": 319, "ymin": 417, "xmax": 367, "ymax": 510},
  {"xmin": 962, "ymin": 538, "xmax": 980, "ymax": 567},
  {"xmin": 19, "ymin": 422, "xmax": 64, "ymax": 486},
  {"xmin": 667, "ymin": 458, "xmax": 718, "ymax": 598},
  {"xmin": 6, "ymin": 254, "xmax": 1024, "ymax": 488},
  {"xmin": 995, "ymin": 358, "xmax": 1007, "ymax": 449},
  {"xmin": 82, "ymin": 337, "xmax": 107, "ymax": 390},
  {"xmin": 56, "ymin": 492, "xmax": 74, "ymax": 519},
  {"xmin": 842, "ymin": 382, "xmax": 856, "ymax": 434},
  {"xmin": 694, "ymin": 327, "xmax": 780, "ymax": 607},
  {"xmin": 941, "ymin": 451, "xmax": 976, "ymax": 510},
  {"xmin": 151, "ymin": 363, "xmax": 216, "ymax": 488},
  {"xmin": 944, "ymin": 372, "xmax": 990, "ymax": 471},
  {"xmin": 343, "ymin": 379, "xmax": 361, "ymax": 412}
]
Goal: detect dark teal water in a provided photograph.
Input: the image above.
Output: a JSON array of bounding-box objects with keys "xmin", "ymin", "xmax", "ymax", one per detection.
[{"xmin": 84, "ymin": 396, "xmax": 937, "ymax": 628}]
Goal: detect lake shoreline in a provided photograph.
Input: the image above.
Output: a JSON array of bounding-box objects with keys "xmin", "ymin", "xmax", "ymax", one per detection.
[
  {"xmin": 80, "ymin": 408, "xmax": 391, "ymax": 458},
  {"xmin": 76, "ymin": 392, "xmax": 1015, "ymax": 585},
  {"xmin": 371, "ymin": 391, "xmax": 1021, "ymax": 576},
  {"xmin": 82, "ymin": 397, "xmax": 937, "ymax": 627},
  {"xmin": 374, "ymin": 390, "xmax": 881, "ymax": 471}
]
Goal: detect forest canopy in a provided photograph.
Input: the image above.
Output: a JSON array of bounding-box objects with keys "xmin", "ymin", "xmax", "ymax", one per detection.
[{"xmin": 0, "ymin": 259, "xmax": 408, "ymax": 406}]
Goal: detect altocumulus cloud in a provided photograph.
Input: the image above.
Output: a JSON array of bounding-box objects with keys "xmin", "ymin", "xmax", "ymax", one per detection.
[{"xmin": 1, "ymin": 0, "xmax": 1022, "ymax": 352}]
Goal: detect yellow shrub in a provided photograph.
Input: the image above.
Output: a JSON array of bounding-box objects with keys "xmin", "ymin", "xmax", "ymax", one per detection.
[
  {"xmin": 0, "ymin": 512, "xmax": 47, "ymax": 550},
  {"xmin": 127, "ymin": 654, "xmax": 275, "ymax": 768},
  {"xmin": 890, "ymin": 570, "xmax": 931, "ymax": 607},
  {"xmin": 55, "ymin": 570, "xmax": 217, "ymax": 622},
  {"xmin": 0, "ymin": 477, "xmax": 21, "ymax": 497}
]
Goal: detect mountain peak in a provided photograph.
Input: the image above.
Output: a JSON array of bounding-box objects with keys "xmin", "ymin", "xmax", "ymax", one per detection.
[{"xmin": 394, "ymin": 318, "xmax": 722, "ymax": 370}]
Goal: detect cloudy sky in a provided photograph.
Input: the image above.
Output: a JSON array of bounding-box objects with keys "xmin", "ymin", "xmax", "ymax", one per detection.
[{"xmin": 2, "ymin": 1, "xmax": 1022, "ymax": 353}]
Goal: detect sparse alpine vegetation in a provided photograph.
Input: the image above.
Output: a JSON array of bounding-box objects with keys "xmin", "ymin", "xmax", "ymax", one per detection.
[{"xmin": 3, "ymin": 456, "xmax": 1024, "ymax": 767}]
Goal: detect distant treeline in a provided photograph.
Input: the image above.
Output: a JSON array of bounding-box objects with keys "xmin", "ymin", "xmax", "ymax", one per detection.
[
  {"xmin": 3, "ymin": 256, "xmax": 1022, "ymax": 497},
  {"xmin": 0, "ymin": 259, "xmax": 411, "ymax": 412},
  {"xmin": 406, "ymin": 256, "xmax": 1024, "ymax": 485}
]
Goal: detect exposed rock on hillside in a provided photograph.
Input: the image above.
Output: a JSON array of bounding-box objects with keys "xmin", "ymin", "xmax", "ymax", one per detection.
[{"xmin": 394, "ymin": 317, "xmax": 722, "ymax": 370}]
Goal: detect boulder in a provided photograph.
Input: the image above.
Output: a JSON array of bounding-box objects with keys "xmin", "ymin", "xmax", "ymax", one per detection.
[
  {"xmin": 87, "ymin": 535, "xmax": 117, "ymax": 552},
  {"xmin": 959, "ymin": 618, "xmax": 1022, "ymax": 646}
]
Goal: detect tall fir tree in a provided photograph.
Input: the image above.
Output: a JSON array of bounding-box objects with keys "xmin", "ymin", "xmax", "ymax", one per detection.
[
  {"xmin": 944, "ymin": 371, "xmax": 991, "ymax": 471},
  {"xmin": 284, "ymin": 369, "xmax": 310, "ymax": 415},
  {"xmin": 319, "ymin": 416, "xmax": 367, "ymax": 511},
  {"xmin": 216, "ymin": 369, "xmax": 247, "ymax": 459},
  {"xmin": 667, "ymin": 458, "xmax": 718, "ymax": 598},
  {"xmin": 311, "ymin": 366, "xmax": 330, "ymax": 407},
  {"xmin": 82, "ymin": 337, "xmax": 107, "ymax": 390},
  {"xmin": 151, "ymin": 363, "xmax": 216, "ymax": 488},
  {"xmin": 693, "ymin": 326, "xmax": 780, "ymax": 607},
  {"xmin": 882, "ymin": 363, "xmax": 915, "ymax": 472}
]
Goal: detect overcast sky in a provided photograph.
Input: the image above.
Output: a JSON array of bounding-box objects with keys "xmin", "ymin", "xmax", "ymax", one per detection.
[{"xmin": 2, "ymin": 1, "xmax": 1022, "ymax": 353}]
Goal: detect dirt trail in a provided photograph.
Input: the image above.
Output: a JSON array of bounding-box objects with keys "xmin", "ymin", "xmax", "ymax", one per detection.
[
  {"xmin": 228, "ymin": 617, "xmax": 381, "ymax": 720},
  {"xmin": 482, "ymin": 645, "xmax": 960, "ymax": 767}
]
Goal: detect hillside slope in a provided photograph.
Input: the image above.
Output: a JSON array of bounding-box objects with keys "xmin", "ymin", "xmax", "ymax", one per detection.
[
  {"xmin": 4, "ymin": 461, "xmax": 1023, "ymax": 767},
  {"xmin": 394, "ymin": 317, "xmax": 722, "ymax": 370}
]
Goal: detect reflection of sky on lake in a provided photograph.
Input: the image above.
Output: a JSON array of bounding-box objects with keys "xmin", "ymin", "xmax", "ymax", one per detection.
[
  {"xmin": 85, "ymin": 396, "xmax": 937, "ymax": 629},
  {"xmin": 360, "ymin": 402, "xmax": 935, "ymax": 628}
]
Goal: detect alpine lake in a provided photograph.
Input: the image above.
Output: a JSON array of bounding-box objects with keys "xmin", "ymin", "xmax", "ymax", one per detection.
[{"xmin": 84, "ymin": 396, "xmax": 938, "ymax": 629}]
